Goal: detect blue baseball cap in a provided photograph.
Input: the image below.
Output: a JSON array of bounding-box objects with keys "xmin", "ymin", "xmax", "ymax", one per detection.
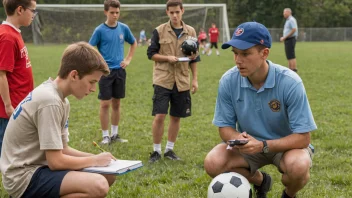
[{"xmin": 222, "ymin": 22, "xmax": 272, "ymax": 50}]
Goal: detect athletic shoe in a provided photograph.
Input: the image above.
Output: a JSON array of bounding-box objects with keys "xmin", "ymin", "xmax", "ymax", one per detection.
[
  {"xmin": 110, "ymin": 134, "xmax": 128, "ymax": 143},
  {"xmin": 281, "ymin": 190, "xmax": 296, "ymax": 198},
  {"xmin": 164, "ymin": 150, "xmax": 181, "ymax": 160},
  {"xmin": 100, "ymin": 136, "xmax": 111, "ymax": 145},
  {"xmin": 149, "ymin": 151, "xmax": 161, "ymax": 163},
  {"xmin": 254, "ymin": 171, "xmax": 273, "ymax": 198}
]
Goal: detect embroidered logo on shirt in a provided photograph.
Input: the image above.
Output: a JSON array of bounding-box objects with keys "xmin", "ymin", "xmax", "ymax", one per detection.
[
  {"xmin": 268, "ymin": 99, "xmax": 280, "ymax": 112},
  {"xmin": 119, "ymin": 34, "xmax": 124, "ymax": 44}
]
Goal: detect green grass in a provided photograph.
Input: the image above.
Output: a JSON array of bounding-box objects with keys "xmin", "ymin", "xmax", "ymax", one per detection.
[{"xmin": 1, "ymin": 42, "xmax": 352, "ymax": 197}]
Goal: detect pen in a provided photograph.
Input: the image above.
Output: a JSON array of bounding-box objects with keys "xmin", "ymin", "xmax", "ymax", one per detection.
[{"xmin": 92, "ymin": 141, "xmax": 117, "ymax": 160}]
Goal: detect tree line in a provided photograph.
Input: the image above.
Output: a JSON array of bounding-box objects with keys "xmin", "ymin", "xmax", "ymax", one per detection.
[{"xmin": 1, "ymin": 0, "xmax": 352, "ymax": 28}]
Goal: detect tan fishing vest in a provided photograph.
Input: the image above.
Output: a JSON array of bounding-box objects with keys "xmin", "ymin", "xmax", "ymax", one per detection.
[{"xmin": 153, "ymin": 21, "xmax": 197, "ymax": 92}]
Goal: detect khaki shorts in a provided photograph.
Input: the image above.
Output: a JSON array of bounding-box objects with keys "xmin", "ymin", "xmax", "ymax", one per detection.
[{"xmin": 242, "ymin": 146, "xmax": 314, "ymax": 175}]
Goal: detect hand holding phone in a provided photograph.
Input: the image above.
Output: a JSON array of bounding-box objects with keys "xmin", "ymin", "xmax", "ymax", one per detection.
[{"xmin": 228, "ymin": 139, "xmax": 249, "ymax": 147}]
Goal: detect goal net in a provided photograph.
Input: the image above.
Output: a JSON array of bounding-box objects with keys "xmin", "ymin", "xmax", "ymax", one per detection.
[{"xmin": 26, "ymin": 4, "xmax": 230, "ymax": 45}]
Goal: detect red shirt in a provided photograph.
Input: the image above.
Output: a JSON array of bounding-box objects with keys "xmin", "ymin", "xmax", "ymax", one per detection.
[
  {"xmin": 198, "ymin": 31, "xmax": 207, "ymax": 43},
  {"xmin": 208, "ymin": 27, "xmax": 219, "ymax": 43},
  {"xmin": 0, "ymin": 24, "xmax": 34, "ymax": 119}
]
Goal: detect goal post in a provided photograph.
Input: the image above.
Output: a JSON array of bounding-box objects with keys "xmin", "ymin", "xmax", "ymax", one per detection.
[{"xmin": 30, "ymin": 4, "xmax": 230, "ymax": 44}]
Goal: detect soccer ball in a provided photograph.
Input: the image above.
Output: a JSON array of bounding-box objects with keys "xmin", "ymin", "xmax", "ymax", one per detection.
[
  {"xmin": 181, "ymin": 39, "xmax": 198, "ymax": 56},
  {"xmin": 208, "ymin": 172, "xmax": 252, "ymax": 198}
]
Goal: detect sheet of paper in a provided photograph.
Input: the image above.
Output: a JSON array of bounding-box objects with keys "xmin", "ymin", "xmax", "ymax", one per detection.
[{"xmin": 178, "ymin": 57, "xmax": 191, "ymax": 62}]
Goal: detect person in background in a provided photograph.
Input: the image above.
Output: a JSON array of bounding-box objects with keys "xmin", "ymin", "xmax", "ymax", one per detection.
[
  {"xmin": 139, "ymin": 29, "xmax": 147, "ymax": 46},
  {"xmin": 280, "ymin": 8, "xmax": 298, "ymax": 73},
  {"xmin": 89, "ymin": 0, "xmax": 137, "ymax": 145},
  {"xmin": 208, "ymin": 22, "xmax": 220, "ymax": 56},
  {"xmin": 0, "ymin": 0, "xmax": 36, "ymax": 156},
  {"xmin": 198, "ymin": 27, "xmax": 208, "ymax": 55}
]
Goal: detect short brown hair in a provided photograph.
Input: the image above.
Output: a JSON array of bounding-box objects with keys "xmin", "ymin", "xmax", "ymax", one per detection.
[
  {"xmin": 2, "ymin": 0, "xmax": 36, "ymax": 16},
  {"xmin": 166, "ymin": 0, "xmax": 183, "ymax": 10},
  {"xmin": 255, "ymin": 45, "xmax": 267, "ymax": 52},
  {"xmin": 104, "ymin": 0, "xmax": 120, "ymax": 11},
  {"xmin": 58, "ymin": 42, "xmax": 109, "ymax": 79}
]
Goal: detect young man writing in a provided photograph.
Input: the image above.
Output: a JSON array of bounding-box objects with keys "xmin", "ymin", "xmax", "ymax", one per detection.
[{"xmin": 1, "ymin": 42, "xmax": 116, "ymax": 198}]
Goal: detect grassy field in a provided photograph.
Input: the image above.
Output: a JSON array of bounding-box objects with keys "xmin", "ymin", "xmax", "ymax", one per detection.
[{"xmin": 1, "ymin": 42, "xmax": 352, "ymax": 198}]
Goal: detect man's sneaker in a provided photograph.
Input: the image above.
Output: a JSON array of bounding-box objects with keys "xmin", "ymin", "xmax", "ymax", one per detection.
[
  {"xmin": 164, "ymin": 150, "xmax": 181, "ymax": 160},
  {"xmin": 254, "ymin": 171, "xmax": 273, "ymax": 198},
  {"xmin": 281, "ymin": 190, "xmax": 296, "ymax": 198},
  {"xmin": 110, "ymin": 134, "xmax": 128, "ymax": 143},
  {"xmin": 149, "ymin": 151, "xmax": 161, "ymax": 163},
  {"xmin": 101, "ymin": 136, "xmax": 111, "ymax": 145}
]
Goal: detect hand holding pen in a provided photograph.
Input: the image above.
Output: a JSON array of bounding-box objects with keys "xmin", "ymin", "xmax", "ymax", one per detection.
[{"xmin": 92, "ymin": 141, "xmax": 117, "ymax": 161}]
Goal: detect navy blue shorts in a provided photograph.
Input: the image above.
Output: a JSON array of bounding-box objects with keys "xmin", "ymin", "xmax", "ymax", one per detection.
[
  {"xmin": 284, "ymin": 37, "xmax": 296, "ymax": 60},
  {"xmin": 0, "ymin": 118, "xmax": 9, "ymax": 156},
  {"xmin": 210, "ymin": 42, "xmax": 218, "ymax": 49},
  {"xmin": 152, "ymin": 84, "xmax": 191, "ymax": 118},
  {"xmin": 21, "ymin": 166, "xmax": 69, "ymax": 198},
  {"xmin": 98, "ymin": 68, "xmax": 126, "ymax": 100}
]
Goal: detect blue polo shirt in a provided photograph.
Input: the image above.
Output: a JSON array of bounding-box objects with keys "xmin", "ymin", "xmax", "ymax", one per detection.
[
  {"xmin": 283, "ymin": 15, "xmax": 298, "ymax": 38},
  {"xmin": 213, "ymin": 60, "xmax": 317, "ymax": 141},
  {"xmin": 89, "ymin": 22, "xmax": 135, "ymax": 69}
]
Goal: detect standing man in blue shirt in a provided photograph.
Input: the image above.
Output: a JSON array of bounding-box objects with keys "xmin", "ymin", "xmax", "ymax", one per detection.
[
  {"xmin": 280, "ymin": 8, "xmax": 298, "ymax": 73},
  {"xmin": 89, "ymin": 0, "xmax": 137, "ymax": 145},
  {"xmin": 204, "ymin": 22, "xmax": 316, "ymax": 198}
]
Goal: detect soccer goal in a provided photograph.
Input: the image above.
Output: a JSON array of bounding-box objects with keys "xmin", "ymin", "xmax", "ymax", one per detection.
[{"xmin": 29, "ymin": 4, "xmax": 230, "ymax": 44}]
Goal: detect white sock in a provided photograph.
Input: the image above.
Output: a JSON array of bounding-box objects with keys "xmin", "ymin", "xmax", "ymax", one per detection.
[
  {"xmin": 165, "ymin": 141, "xmax": 175, "ymax": 153},
  {"xmin": 111, "ymin": 125, "xmax": 118, "ymax": 136},
  {"xmin": 208, "ymin": 50, "xmax": 212, "ymax": 55},
  {"xmin": 153, "ymin": 144, "xmax": 162, "ymax": 154},
  {"xmin": 216, "ymin": 50, "xmax": 220, "ymax": 55},
  {"xmin": 102, "ymin": 130, "xmax": 109, "ymax": 137}
]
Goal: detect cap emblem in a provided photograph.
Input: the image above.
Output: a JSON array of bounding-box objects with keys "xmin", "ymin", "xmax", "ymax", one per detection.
[{"xmin": 235, "ymin": 28, "xmax": 244, "ymax": 36}]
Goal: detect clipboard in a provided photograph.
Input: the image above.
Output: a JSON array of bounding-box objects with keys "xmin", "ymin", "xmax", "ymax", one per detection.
[{"xmin": 81, "ymin": 160, "xmax": 143, "ymax": 175}]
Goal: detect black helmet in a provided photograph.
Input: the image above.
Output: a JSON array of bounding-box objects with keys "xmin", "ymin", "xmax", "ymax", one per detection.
[{"xmin": 181, "ymin": 39, "xmax": 198, "ymax": 56}]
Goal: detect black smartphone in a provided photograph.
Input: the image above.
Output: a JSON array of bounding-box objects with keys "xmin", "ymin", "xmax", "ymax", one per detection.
[{"xmin": 228, "ymin": 139, "xmax": 249, "ymax": 147}]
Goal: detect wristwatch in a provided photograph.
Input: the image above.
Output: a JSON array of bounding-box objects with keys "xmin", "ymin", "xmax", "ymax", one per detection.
[{"xmin": 262, "ymin": 140, "xmax": 269, "ymax": 153}]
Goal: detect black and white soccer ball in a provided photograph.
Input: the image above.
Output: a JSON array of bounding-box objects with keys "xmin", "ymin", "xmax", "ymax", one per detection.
[
  {"xmin": 181, "ymin": 39, "xmax": 198, "ymax": 56},
  {"xmin": 208, "ymin": 172, "xmax": 252, "ymax": 198}
]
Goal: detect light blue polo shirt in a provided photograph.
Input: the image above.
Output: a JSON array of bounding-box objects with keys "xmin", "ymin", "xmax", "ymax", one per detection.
[
  {"xmin": 283, "ymin": 15, "xmax": 298, "ymax": 38},
  {"xmin": 213, "ymin": 60, "xmax": 317, "ymax": 141},
  {"xmin": 89, "ymin": 22, "xmax": 135, "ymax": 69}
]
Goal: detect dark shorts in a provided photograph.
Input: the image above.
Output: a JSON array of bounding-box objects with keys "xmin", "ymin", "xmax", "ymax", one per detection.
[
  {"xmin": 152, "ymin": 84, "xmax": 191, "ymax": 118},
  {"xmin": 200, "ymin": 39, "xmax": 207, "ymax": 43},
  {"xmin": 98, "ymin": 68, "xmax": 126, "ymax": 100},
  {"xmin": 284, "ymin": 37, "xmax": 296, "ymax": 60},
  {"xmin": 210, "ymin": 42, "xmax": 218, "ymax": 49},
  {"xmin": 0, "ymin": 118, "xmax": 9, "ymax": 156},
  {"xmin": 21, "ymin": 166, "xmax": 69, "ymax": 198}
]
